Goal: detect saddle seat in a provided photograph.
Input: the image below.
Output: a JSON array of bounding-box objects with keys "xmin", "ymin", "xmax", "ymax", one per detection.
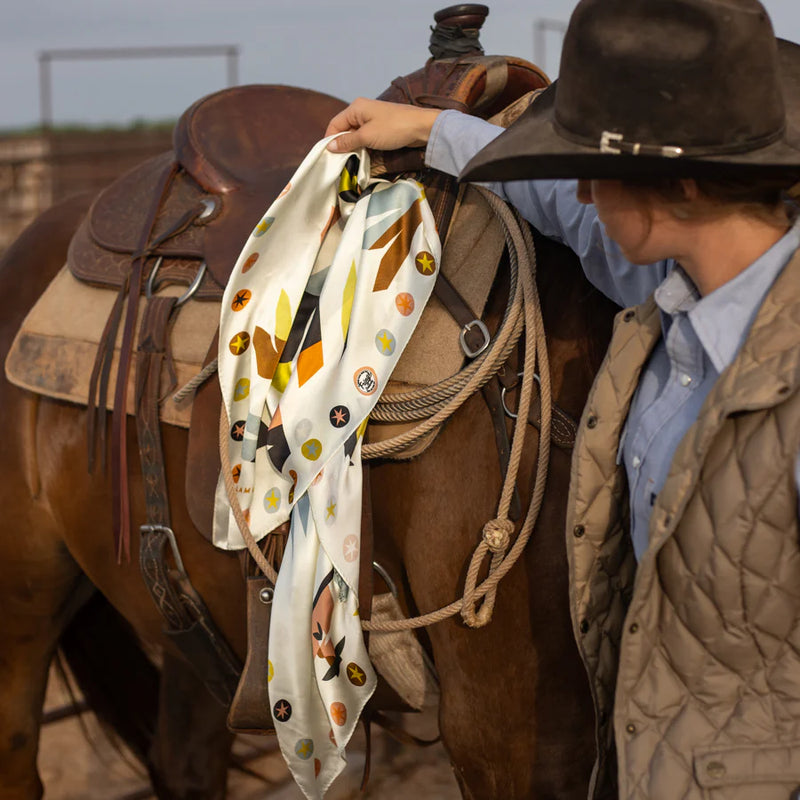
[{"xmin": 67, "ymin": 85, "xmax": 348, "ymax": 298}]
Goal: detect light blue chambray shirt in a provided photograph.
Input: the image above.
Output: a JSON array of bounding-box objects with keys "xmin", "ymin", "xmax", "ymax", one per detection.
[{"xmin": 426, "ymin": 109, "xmax": 800, "ymax": 561}]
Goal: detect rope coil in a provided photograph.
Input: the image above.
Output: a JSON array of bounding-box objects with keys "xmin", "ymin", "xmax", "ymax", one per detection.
[{"xmin": 220, "ymin": 187, "xmax": 550, "ymax": 632}]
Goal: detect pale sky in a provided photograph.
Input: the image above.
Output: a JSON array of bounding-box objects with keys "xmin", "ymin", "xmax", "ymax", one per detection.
[{"xmin": 1, "ymin": 0, "xmax": 799, "ymax": 131}]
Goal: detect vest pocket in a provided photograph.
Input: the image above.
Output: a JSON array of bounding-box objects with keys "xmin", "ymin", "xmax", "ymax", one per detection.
[{"xmin": 694, "ymin": 741, "xmax": 800, "ymax": 798}]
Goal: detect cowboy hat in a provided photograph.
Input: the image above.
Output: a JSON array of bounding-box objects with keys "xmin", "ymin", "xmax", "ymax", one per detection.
[{"xmin": 461, "ymin": 0, "xmax": 800, "ymax": 181}]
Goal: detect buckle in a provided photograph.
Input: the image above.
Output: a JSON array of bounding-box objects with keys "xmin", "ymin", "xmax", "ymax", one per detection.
[
  {"xmin": 600, "ymin": 131, "xmax": 623, "ymax": 155},
  {"xmin": 600, "ymin": 130, "xmax": 683, "ymax": 158},
  {"xmin": 140, "ymin": 523, "xmax": 187, "ymax": 577},
  {"xmin": 460, "ymin": 319, "xmax": 490, "ymax": 358}
]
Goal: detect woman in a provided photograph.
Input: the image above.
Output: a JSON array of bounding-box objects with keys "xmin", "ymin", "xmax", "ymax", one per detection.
[{"xmin": 326, "ymin": 0, "xmax": 800, "ymax": 797}]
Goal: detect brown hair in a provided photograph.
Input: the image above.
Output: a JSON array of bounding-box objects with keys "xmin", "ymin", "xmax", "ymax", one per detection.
[{"xmin": 623, "ymin": 176, "xmax": 799, "ymax": 227}]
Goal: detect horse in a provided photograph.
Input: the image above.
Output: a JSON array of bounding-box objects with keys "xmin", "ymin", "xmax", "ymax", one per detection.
[{"xmin": 0, "ymin": 11, "xmax": 619, "ymax": 800}]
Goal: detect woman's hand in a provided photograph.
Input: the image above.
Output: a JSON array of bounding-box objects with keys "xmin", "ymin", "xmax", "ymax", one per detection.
[{"xmin": 325, "ymin": 98, "xmax": 441, "ymax": 153}]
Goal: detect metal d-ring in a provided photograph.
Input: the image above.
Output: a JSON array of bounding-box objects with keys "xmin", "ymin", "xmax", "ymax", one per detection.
[
  {"xmin": 146, "ymin": 257, "xmax": 207, "ymax": 307},
  {"xmin": 197, "ymin": 197, "xmax": 218, "ymax": 220},
  {"xmin": 373, "ymin": 560, "xmax": 399, "ymax": 598},
  {"xmin": 460, "ymin": 319, "xmax": 490, "ymax": 358},
  {"xmin": 501, "ymin": 371, "xmax": 541, "ymax": 420}
]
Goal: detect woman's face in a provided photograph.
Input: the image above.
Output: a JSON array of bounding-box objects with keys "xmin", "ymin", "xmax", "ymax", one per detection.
[{"xmin": 576, "ymin": 179, "xmax": 670, "ymax": 264}]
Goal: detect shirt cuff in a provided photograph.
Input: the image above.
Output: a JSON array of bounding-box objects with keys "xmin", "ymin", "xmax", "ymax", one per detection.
[{"xmin": 424, "ymin": 109, "xmax": 505, "ymax": 178}]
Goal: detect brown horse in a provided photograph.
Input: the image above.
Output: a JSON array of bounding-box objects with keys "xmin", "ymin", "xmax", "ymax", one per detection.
[
  {"xmin": 0, "ymin": 21, "xmax": 618, "ymax": 800},
  {"xmin": 0, "ymin": 185, "xmax": 616, "ymax": 800}
]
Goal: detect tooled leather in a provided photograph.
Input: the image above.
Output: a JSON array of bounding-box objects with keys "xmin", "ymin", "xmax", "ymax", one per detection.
[{"xmin": 68, "ymin": 85, "xmax": 348, "ymax": 298}]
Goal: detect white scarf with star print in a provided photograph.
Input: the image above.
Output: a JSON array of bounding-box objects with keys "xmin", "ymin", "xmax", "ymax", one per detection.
[{"xmin": 214, "ymin": 136, "xmax": 440, "ymax": 798}]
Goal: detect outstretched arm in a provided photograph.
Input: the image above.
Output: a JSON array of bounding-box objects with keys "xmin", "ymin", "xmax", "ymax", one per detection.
[
  {"xmin": 325, "ymin": 98, "xmax": 441, "ymax": 153},
  {"xmin": 325, "ymin": 100, "xmax": 666, "ymax": 307}
]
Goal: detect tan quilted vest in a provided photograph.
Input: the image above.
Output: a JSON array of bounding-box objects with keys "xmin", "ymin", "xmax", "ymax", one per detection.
[{"xmin": 566, "ymin": 249, "xmax": 800, "ymax": 800}]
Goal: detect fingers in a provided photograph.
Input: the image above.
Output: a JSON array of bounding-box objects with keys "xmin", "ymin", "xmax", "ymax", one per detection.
[
  {"xmin": 324, "ymin": 99, "xmax": 441, "ymax": 153},
  {"xmin": 324, "ymin": 101, "xmax": 366, "ymax": 139},
  {"xmin": 327, "ymin": 131, "xmax": 365, "ymax": 153},
  {"xmin": 325, "ymin": 98, "xmax": 372, "ymax": 152}
]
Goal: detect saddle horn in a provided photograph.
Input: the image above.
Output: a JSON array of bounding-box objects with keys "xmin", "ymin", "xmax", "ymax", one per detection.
[{"xmin": 429, "ymin": 4, "xmax": 489, "ymax": 59}]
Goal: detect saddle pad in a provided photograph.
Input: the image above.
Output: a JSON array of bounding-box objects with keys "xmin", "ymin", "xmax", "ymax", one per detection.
[
  {"xmin": 5, "ymin": 265, "xmax": 218, "ymax": 428},
  {"xmin": 5, "ymin": 184, "xmax": 504, "ymax": 432}
]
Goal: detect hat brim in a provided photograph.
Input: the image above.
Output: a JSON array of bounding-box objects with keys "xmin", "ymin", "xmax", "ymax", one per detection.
[{"xmin": 461, "ymin": 39, "xmax": 800, "ymax": 182}]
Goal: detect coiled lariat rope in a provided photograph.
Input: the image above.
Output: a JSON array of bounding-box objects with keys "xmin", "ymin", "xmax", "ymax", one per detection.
[{"xmin": 218, "ymin": 187, "xmax": 551, "ymax": 630}]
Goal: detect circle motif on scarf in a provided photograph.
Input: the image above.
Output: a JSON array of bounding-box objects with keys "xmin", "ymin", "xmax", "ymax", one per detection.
[
  {"xmin": 415, "ymin": 251, "xmax": 436, "ymax": 276},
  {"xmin": 273, "ymin": 699, "xmax": 292, "ymax": 722},
  {"xmin": 230, "ymin": 420, "xmax": 246, "ymax": 441},
  {"xmin": 395, "ymin": 292, "xmax": 415, "ymax": 316},
  {"xmin": 301, "ymin": 438, "xmax": 323, "ymax": 461},
  {"xmin": 343, "ymin": 534, "xmax": 359, "ymax": 562},
  {"xmin": 353, "ymin": 366, "xmax": 378, "ymax": 395},
  {"xmin": 264, "ymin": 488, "xmax": 281, "ymax": 512},
  {"xmin": 330, "ymin": 702, "xmax": 347, "ymax": 726},
  {"xmin": 228, "ymin": 331, "xmax": 250, "ymax": 355},
  {"xmin": 329, "ymin": 405, "xmax": 350, "ymax": 427},
  {"xmin": 233, "ymin": 378, "xmax": 250, "ymax": 401},
  {"xmin": 346, "ymin": 662, "xmax": 366, "ymax": 687},
  {"xmin": 375, "ymin": 329, "xmax": 396, "ymax": 356},
  {"xmin": 231, "ymin": 289, "xmax": 252, "ymax": 311},
  {"xmin": 252, "ymin": 217, "xmax": 274, "ymax": 237},
  {"xmin": 295, "ymin": 738, "xmax": 314, "ymax": 760}
]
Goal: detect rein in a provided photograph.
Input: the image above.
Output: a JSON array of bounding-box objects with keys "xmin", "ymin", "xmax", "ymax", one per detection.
[{"xmin": 219, "ymin": 186, "xmax": 552, "ymax": 632}]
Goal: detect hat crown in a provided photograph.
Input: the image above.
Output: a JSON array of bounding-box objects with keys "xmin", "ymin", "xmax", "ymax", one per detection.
[{"xmin": 555, "ymin": 0, "xmax": 785, "ymax": 154}]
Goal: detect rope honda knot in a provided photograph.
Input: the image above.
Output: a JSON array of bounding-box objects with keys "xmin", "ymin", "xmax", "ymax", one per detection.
[{"xmin": 482, "ymin": 518, "xmax": 514, "ymax": 553}]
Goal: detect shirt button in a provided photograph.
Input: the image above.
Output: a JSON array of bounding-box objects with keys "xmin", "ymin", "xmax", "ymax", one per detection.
[
  {"xmin": 679, "ymin": 373, "xmax": 692, "ymax": 387},
  {"xmin": 631, "ymin": 455, "xmax": 641, "ymax": 468}
]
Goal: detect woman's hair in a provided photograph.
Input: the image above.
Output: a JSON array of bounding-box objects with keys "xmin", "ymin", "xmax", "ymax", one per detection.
[{"xmin": 623, "ymin": 175, "xmax": 799, "ymax": 226}]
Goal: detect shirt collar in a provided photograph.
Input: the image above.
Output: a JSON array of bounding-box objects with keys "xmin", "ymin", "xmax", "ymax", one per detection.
[{"xmin": 653, "ymin": 218, "xmax": 800, "ymax": 373}]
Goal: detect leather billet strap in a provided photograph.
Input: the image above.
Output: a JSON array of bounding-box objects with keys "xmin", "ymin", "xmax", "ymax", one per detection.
[
  {"xmin": 139, "ymin": 525, "xmax": 242, "ymax": 707},
  {"xmin": 497, "ymin": 361, "xmax": 578, "ymax": 450},
  {"xmin": 226, "ymin": 525, "xmax": 286, "ymax": 734},
  {"xmin": 111, "ymin": 163, "xmax": 180, "ymax": 563},
  {"xmin": 135, "ymin": 294, "xmax": 241, "ymax": 706}
]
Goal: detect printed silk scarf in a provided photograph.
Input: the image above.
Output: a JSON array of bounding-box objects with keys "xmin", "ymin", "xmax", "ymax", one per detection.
[{"xmin": 214, "ymin": 136, "xmax": 440, "ymax": 798}]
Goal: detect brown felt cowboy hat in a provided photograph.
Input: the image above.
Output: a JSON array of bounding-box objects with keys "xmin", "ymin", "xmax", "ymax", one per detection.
[{"xmin": 461, "ymin": 0, "xmax": 800, "ymax": 181}]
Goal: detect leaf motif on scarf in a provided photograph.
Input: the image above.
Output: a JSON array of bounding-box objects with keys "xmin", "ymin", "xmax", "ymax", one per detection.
[
  {"xmin": 342, "ymin": 261, "xmax": 356, "ymax": 340},
  {"xmin": 370, "ymin": 198, "xmax": 424, "ymax": 292}
]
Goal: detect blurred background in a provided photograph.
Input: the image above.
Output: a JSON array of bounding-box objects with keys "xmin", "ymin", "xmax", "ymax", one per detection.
[{"xmin": 2, "ymin": 0, "xmax": 799, "ymax": 253}]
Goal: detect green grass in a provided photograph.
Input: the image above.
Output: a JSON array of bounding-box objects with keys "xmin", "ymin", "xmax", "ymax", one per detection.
[{"xmin": 0, "ymin": 118, "xmax": 177, "ymax": 137}]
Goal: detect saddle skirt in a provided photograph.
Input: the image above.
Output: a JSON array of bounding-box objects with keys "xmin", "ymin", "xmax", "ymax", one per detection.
[{"xmin": 67, "ymin": 85, "xmax": 348, "ymax": 298}]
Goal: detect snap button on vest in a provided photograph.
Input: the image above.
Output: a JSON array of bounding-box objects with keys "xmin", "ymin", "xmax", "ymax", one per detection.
[
  {"xmin": 259, "ymin": 587, "xmax": 274, "ymax": 604},
  {"xmin": 705, "ymin": 761, "xmax": 726, "ymax": 780},
  {"xmin": 625, "ymin": 723, "xmax": 636, "ymax": 734},
  {"xmin": 580, "ymin": 619, "xmax": 590, "ymax": 634},
  {"xmin": 573, "ymin": 524, "xmax": 585, "ymax": 538},
  {"xmin": 629, "ymin": 622, "xmax": 639, "ymax": 633},
  {"xmin": 623, "ymin": 309, "xmax": 636, "ymax": 322},
  {"xmin": 587, "ymin": 414, "xmax": 598, "ymax": 429}
]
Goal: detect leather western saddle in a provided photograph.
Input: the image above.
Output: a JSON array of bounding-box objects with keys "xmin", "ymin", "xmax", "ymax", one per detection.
[{"xmin": 68, "ymin": 3, "xmax": 550, "ymax": 716}]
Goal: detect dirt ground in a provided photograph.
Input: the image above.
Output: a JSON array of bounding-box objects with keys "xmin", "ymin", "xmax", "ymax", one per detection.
[{"xmin": 39, "ymin": 666, "xmax": 461, "ymax": 799}]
